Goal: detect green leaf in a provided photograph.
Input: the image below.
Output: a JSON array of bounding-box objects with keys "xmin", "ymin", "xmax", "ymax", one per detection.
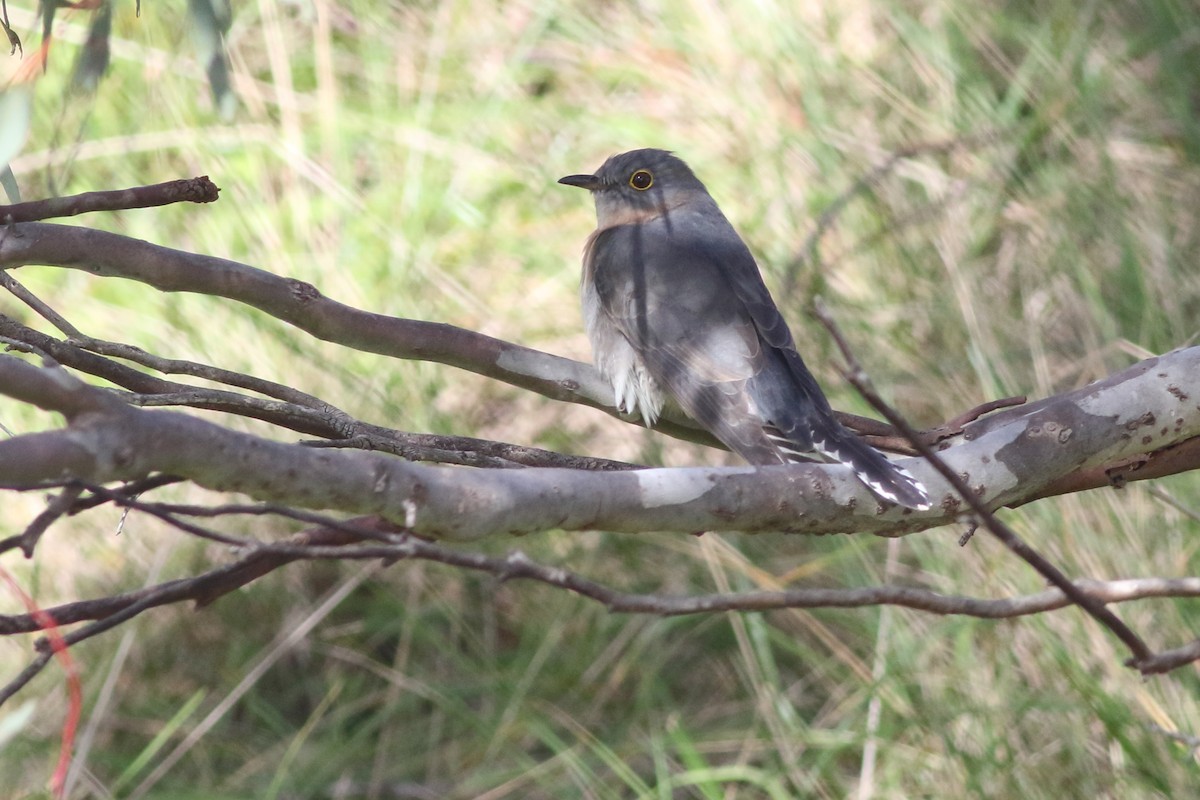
[
  {"xmin": 0, "ymin": 165, "xmax": 20, "ymax": 203},
  {"xmin": 187, "ymin": 0, "xmax": 237, "ymax": 118},
  {"xmin": 0, "ymin": 700, "xmax": 36, "ymax": 749},
  {"xmin": 0, "ymin": 85, "xmax": 33, "ymax": 168}
]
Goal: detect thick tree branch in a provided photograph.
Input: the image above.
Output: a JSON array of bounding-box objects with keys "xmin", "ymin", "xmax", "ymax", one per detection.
[{"xmin": 1, "ymin": 348, "xmax": 1200, "ymax": 540}]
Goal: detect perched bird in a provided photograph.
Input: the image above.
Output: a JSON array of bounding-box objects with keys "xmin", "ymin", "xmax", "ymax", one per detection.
[{"xmin": 559, "ymin": 149, "xmax": 930, "ymax": 510}]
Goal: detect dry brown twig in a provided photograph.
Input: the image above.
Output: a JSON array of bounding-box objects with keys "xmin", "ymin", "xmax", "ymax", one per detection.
[
  {"xmin": 1, "ymin": 485, "xmax": 1198, "ymax": 702},
  {"xmin": 0, "ymin": 177, "xmax": 220, "ymax": 224},
  {"xmin": 811, "ymin": 300, "xmax": 1162, "ymax": 671}
]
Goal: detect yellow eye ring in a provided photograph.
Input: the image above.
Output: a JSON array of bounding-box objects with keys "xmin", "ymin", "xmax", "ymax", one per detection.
[{"xmin": 629, "ymin": 169, "xmax": 653, "ymax": 191}]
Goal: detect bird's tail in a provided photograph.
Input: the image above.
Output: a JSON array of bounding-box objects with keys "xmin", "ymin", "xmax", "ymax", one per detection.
[
  {"xmin": 775, "ymin": 422, "xmax": 931, "ymax": 510},
  {"xmin": 813, "ymin": 428, "xmax": 930, "ymax": 510}
]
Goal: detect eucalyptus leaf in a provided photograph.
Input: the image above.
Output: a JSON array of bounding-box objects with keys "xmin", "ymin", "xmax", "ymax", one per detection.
[
  {"xmin": 187, "ymin": 0, "xmax": 236, "ymax": 117},
  {"xmin": 0, "ymin": 165, "xmax": 20, "ymax": 203},
  {"xmin": 0, "ymin": 86, "xmax": 33, "ymax": 168}
]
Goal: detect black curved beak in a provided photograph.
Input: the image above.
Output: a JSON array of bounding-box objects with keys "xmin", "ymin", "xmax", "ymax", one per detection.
[{"xmin": 558, "ymin": 173, "xmax": 602, "ymax": 191}]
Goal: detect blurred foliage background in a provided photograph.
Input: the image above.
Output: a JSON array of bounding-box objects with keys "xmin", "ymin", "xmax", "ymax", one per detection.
[{"xmin": 1, "ymin": 0, "xmax": 1199, "ymax": 797}]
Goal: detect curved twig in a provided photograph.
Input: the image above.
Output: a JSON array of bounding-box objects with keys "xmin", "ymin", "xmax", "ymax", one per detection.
[
  {"xmin": 812, "ymin": 301, "xmax": 1156, "ymax": 669},
  {"xmin": 3, "ymin": 505, "xmax": 1200, "ymax": 703}
]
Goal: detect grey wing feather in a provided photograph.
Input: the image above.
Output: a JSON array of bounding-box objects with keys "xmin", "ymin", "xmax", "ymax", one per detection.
[
  {"xmin": 707, "ymin": 235, "xmax": 931, "ymax": 509},
  {"xmin": 588, "ymin": 221, "xmax": 787, "ymax": 464}
]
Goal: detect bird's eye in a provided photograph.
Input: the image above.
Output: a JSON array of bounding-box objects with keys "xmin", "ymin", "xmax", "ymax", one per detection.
[{"xmin": 629, "ymin": 170, "xmax": 654, "ymax": 190}]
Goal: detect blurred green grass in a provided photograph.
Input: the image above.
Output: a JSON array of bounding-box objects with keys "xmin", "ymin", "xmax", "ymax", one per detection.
[{"xmin": 2, "ymin": 0, "xmax": 1200, "ymax": 797}]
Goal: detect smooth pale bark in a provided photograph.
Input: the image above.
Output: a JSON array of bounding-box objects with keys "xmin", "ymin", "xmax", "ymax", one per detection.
[{"xmin": 2, "ymin": 347, "xmax": 1198, "ymax": 541}]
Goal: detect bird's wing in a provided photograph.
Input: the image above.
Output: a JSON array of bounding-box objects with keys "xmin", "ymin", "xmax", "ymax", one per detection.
[
  {"xmin": 587, "ymin": 221, "xmax": 787, "ymax": 464},
  {"xmin": 588, "ymin": 219, "xmax": 930, "ymax": 508},
  {"xmin": 670, "ymin": 222, "xmax": 931, "ymax": 509},
  {"xmin": 692, "ymin": 227, "xmax": 840, "ymax": 422}
]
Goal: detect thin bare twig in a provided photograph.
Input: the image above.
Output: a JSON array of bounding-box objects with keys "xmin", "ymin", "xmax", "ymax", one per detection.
[
  {"xmin": 64, "ymin": 476, "xmax": 183, "ymax": 515},
  {"xmin": 937, "ymin": 395, "xmax": 1028, "ymax": 437},
  {"xmin": 1136, "ymin": 639, "xmax": 1200, "ymax": 675},
  {"xmin": 4, "ymin": 502, "xmax": 1197, "ymax": 704},
  {"xmin": 72, "ymin": 334, "xmax": 345, "ymax": 412},
  {"xmin": 0, "ymin": 649, "xmax": 53, "ymax": 708},
  {"xmin": 858, "ymin": 394, "xmax": 1029, "ymax": 456},
  {"xmin": 0, "ymin": 220, "xmax": 1057, "ymax": 462},
  {"xmin": 0, "ymin": 484, "xmax": 83, "ymax": 557},
  {"xmin": 786, "ymin": 131, "xmax": 1003, "ymax": 290},
  {"xmin": 0, "ymin": 315, "xmax": 639, "ymax": 470},
  {"xmin": 1148, "ymin": 724, "xmax": 1200, "ymax": 751},
  {"xmin": 72, "ymin": 482, "xmax": 408, "ymax": 544},
  {"xmin": 0, "ymin": 269, "xmax": 82, "ymax": 338},
  {"xmin": 1147, "ymin": 486, "xmax": 1200, "ymax": 526},
  {"xmin": 811, "ymin": 299, "xmax": 1156, "ymax": 669}
]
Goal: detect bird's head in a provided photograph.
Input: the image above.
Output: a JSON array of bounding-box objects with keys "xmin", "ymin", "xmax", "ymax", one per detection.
[{"xmin": 559, "ymin": 149, "xmax": 712, "ymax": 228}]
